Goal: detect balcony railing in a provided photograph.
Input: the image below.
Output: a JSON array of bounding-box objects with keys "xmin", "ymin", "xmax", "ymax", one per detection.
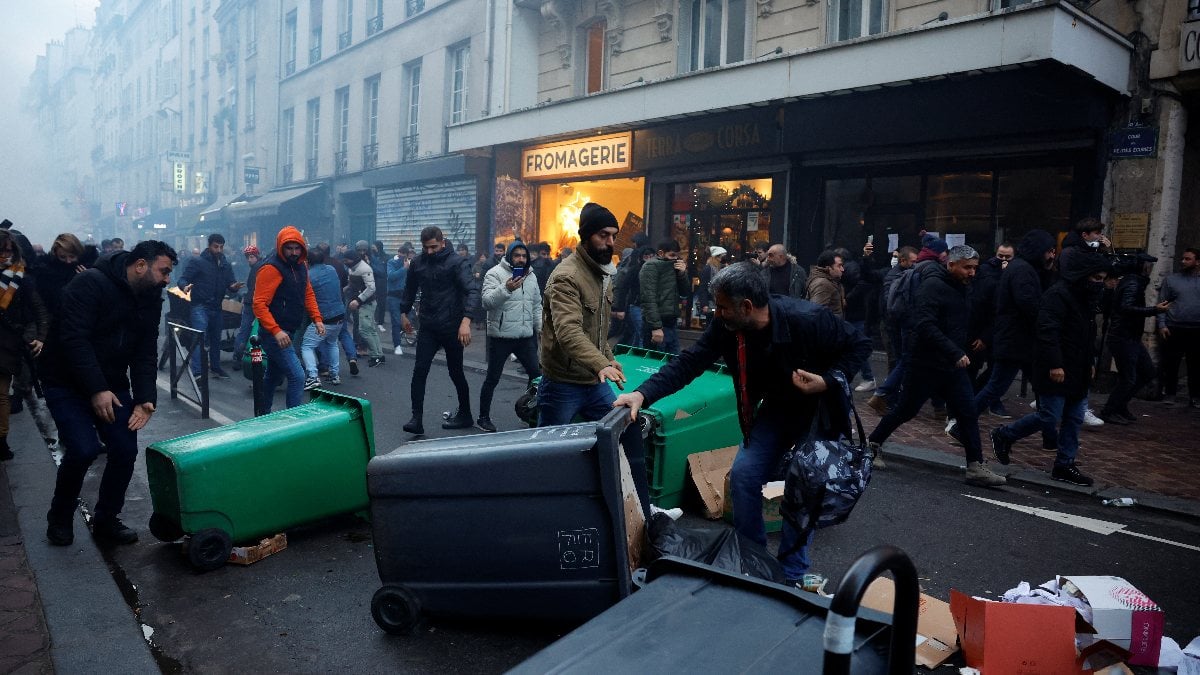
[
  {"xmin": 363, "ymin": 142, "xmax": 379, "ymax": 169},
  {"xmin": 282, "ymin": 164, "xmax": 294, "ymax": 183},
  {"xmin": 406, "ymin": 0, "xmax": 425, "ymax": 17},
  {"xmin": 285, "ymin": 59, "xmax": 296, "ymax": 76},
  {"xmin": 338, "ymin": 31, "xmax": 351, "ymax": 50},
  {"xmin": 306, "ymin": 157, "xmax": 318, "ymax": 180},
  {"xmin": 309, "ymin": 45, "xmax": 322, "ymax": 65},
  {"xmin": 246, "ymin": 40, "xmax": 257, "ymax": 57},
  {"xmin": 401, "ymin": 134, "xmax": 420, "ymax": 163},
  {"xmin": 367, "ymin": 15, "xmax": 383, "ymax": 36},
  {"xmin": 334, "ymin": 150, "xmax": 348, "ymax": 175}
]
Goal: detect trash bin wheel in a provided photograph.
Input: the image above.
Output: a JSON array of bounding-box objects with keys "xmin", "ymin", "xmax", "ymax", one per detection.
[
  {"xmin": 371, "ymin": 585, "xmax": 421, "ymax": 635},
  {"xmin": 187, "ymin": 528, "xmax": 233, "ymax": 572},
  {"xmin": 149, "ymin": 512, "xmax": 185, "ymax": 542}
]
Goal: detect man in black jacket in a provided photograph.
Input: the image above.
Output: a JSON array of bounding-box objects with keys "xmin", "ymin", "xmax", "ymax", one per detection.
[
  {"xmin": 613, "ymin": 262, "xmax": 870, "ymax": 584},
  {"xmin": 868, "ymin": 245, "xmax": 1006, "ymax": 487},
  {"xmin": 967, "ymin": 243, "xmax": 1013, "ymax": 415},
  {"xmin": 1099, "ymin": 254, "xmax": 1170, "ymax": 424},
  {"xmin": 399, "ymin": 226, "xmax": 480, "ymax": 434},
  {"xmin": 178, "ymin": 233, "xmax": 242, "ymax": 378},
  {"xmin": 990, "ymin": 253, "xmax": 1112, "ymax": 486},
  {"xmin": 42, "ymin": 241, "xmax": 177, "ymax": 546}
]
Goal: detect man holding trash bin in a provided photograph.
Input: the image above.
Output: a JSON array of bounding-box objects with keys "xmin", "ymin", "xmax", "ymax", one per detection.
[
  {"xmin": 42, "ymin": 240, "xmax": 178, "ymax": 546},
  {"xmin": 613, "ymin": 262, "xmax": 871, "ymax": 584}
]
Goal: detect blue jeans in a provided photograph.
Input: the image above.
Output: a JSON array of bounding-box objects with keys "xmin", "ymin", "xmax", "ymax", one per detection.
[
  {"xmin": 189, "ymin": 304, "xmax": 226, "ymax": 374},
  {"xmin": 44, "ymin": 386, "xmax": 139, "ymax": 522},
  {"xmin": 730, "ymin": 409, "xmax": 815, "ymax": 579},
  {"xmin": 338, "ymin": 322, "xmax": 358, "ymax": 361},
  {"xmin": 620, "ymin": 305, "xmax": 644, "ymax": 347},
  {"xmin": 537, "ymin": 378, "xmax": 617, "ymax": 426},
  {"xmin": 233, "ymin": 303, "xmax": 255, "ymax": 362},
  {"xmin": 997, "ymin": 394, "xmax": 1086, "ymax": 467},
  {"xmin": 977, "ymin": 359, "xmax": 1056, "ymax": 448},
  {"xmin": 301, "ymin": 321, "xmax": 343, "ymax": 379},
  {"xmin": 387, "ymin": 296, "xmax": 405, "ymax": 348},
  {"xmin": 260, "ymin": 329, "xmax": 305, "ymax": 412},
  {"xmin": 849, "ymin": 320, "xmax": 875, "ymax": 382},
  {"xmin": 643, "ymin": 321, "xmax": 680, "ymax": 355}
]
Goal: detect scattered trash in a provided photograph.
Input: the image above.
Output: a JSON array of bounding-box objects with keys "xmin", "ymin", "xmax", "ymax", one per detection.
[
  {"xmin": 646, "ymin": 512, "xmax": 785, "ymax": 584},
  {"xmin": 862, "ymin": 577, "xmax": 960, "ymax": 668},
  {"xmin": 1102, "ymin": 497, "xmax": 1138, "ymax": 507},
  {"xmin": 228, "ymin": 533, "xmax": 288, "ymax": 565},
  {"xmin": 1159, "ymin": 635, "xmax": 1200, "ymax": 674},
  {"xmin": 798, "ymin": 573, "xmax": 828, "ymax": 595}
]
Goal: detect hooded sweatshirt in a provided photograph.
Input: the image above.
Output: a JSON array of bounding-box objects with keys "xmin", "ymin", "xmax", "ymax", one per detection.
[
  {"xmin": 252, "ymin": 226, "xmax": 322, "ymax": 335},
  {"xmin": 482, "ymin": 241, "xmax": 543, "ymax": 339},
  {"xmin": 1033, "ymin": 252, "xmax": 1110, "ymax": 399},
  {"xmin": 992, "ymin": 229, "xmax": 1056, "ymax": 362}
]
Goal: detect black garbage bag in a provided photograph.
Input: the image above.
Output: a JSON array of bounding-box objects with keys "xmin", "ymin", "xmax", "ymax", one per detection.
[{"xmin": 646, "ymin": 513, "xmax": 785, "ymax": 584}]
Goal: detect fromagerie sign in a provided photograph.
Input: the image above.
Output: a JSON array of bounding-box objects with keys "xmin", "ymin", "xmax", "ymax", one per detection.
[{"xmin": 522, "ymin": 133, "xmax": 632, "ymax": 180}]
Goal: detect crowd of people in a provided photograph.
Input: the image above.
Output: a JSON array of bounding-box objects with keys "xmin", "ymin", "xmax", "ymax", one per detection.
[{"xmin": 0, "ymin": 207, "xmax": 1195, "ymax": 585}]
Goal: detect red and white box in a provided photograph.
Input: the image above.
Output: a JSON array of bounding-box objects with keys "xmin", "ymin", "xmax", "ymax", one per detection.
[{"xmin": 1059, "ymin": 575, "xmax": 1164, "ymax": 666}]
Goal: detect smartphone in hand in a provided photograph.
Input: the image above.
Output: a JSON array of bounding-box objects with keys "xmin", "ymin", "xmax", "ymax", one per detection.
[{"xmin": 512, "ymin": 267, "xmax": 526, "ymax": 279}]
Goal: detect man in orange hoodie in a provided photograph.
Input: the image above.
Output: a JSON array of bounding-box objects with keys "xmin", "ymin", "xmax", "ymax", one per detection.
[{"xmin": 253, "ymin": 226, "xmax": 324, "ymax": 413}]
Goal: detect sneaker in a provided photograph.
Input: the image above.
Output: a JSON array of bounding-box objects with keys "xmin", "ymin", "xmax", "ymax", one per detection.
[
  {"xmin": 349, "ymin": 359, "xmax": 360, "ymax": 376},
  {"xmin": 649, "ymin": 504, "xmax": 684, "ymax": 520},
  {"xmin": 369, "ymin": 356, "xmax": 385, "ymax": 368},
  {"xmin": 990, "ymin": 428, "xmax": 1013, "ymax": 465},
  {"xmin": 868, "ymin": 441, "xmax": 886, "ymax": 470},
  {"xmin": 92, "ymin": 517, "xmax": 138, "ymax": 545},
  {"xmin": 328, "ymin": 375, "xmax": 342, "ymax": 386},
  {"xmin": 854, "ymin": 380, "xmax": 877, "ymax": 393},
  {"xmin": 964, "ymin": 461, "xmax": 1006, "ymax": 487},
  {"xmin": 210, "ymin": 369, "xmax": 231, "ymax": 380},
  {"xmin": 866, "ymin": 395, "xmax": 889, "ymax": 415},
  {"xmin": 1082, "ymin": 409, "xmax": 1104, "ymax": 428},
  {"xmin": 442, "ymin": 410, "xmax": 473, "ymax": 429},
  {"xmin": 475, "ymin": 417, "xmax": 497, "ymax": 433},
  {"xmin": 1029, "ymin": 399, "xmax": 1037, "ymax": 411},
  {"xmin": 988, "ymin": 402, "xmax": 1013, "ymax": 419},
  {"xmin": 1051, "ymin": 463, "xmax": 1094, "ymax": 486},
  {"xmin": 378, "ymin": 324, "xmax": 387, "ymax": 333},
  {"xmin": 303, "ymin": 377, "xmax": 320, "ymax": 390},
  {"xmin": 1098, "ymin": 410, "xmax": 1130, "ymax": 426},
  {"xmin": 403, "ymin": 417, "xmax": 424, "ymax": 435},
  {"xmin": 944, "ymin": 419, "xmax": 962, "ymax": 446},
  {"xmin": 46, "ymin": 516, "xmax": 73, "ymax": 546},
  {"xmin": 393, "ymin": 345, "xmax": 404, "ymax": 356}
]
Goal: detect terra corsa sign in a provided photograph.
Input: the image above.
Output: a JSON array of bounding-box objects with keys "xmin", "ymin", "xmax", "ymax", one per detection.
[{"xmin": 521, "ymin": 133, "xmax": 632, "ymax": 180}]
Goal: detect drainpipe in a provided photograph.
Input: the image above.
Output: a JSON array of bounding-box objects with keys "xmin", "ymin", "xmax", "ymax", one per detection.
[{"xmin": 482, "ymin": 0, "xmax": 497, "ymax": 117}]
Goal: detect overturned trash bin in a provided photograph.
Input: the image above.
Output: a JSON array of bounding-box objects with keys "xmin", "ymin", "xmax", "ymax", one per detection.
[
  {"xmin": 146, "ymin": 390, "xmax": 376, "ymax": 571},
  {"xmin": 368, "ymin": 409, "xmax": 643, "ymax": 635},
  {"xmin": 512, "ymin": 545, "xmax": 919, "ymax": 675}
]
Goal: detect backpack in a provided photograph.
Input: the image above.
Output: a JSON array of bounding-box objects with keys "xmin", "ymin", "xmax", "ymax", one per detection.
[{"xmin": 885, "ymin": 261, "xmax": 928, "ymax": 325}]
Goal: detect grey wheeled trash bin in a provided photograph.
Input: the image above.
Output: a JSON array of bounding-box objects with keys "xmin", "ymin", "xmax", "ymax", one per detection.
[{"xmin": 368, "ymin": 409, "xmax": 642, "ymax": 634}]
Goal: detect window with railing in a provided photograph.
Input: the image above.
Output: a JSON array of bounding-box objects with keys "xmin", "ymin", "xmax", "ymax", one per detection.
[
  {"xmin": 339, "ymin": 31, "xmax": 352, "ymax": 49},
  {"xmin": 335, "ymin": 150, "xmax": 348, "ymax": 175},
  {"xmin": 367, "ymin": 0, "xmax": 384, "ymax": 35},
  {"xmin": 310, "ymin": 44, "xmax": 322, "ymax": 64},
  {"xmin": 338, "ymin": 0, "xmax": 353, "ymax": 48},
  {"xmin": 310, "ymin": 0, "xmax": 323, "ymax": 64},
  {"xmin": 244, "ymin": 77, "xmax": 256, "ymax": 130},
  {"xmin": 282, "ymin": 107, "xmax": 295, "ymax": 182},
  {"xmin": 829, "ymin": 0, "xmax": 886, "ymax": 42},
  {"xmin": 363, "ymin": 142, "xmax": 379, "ymax": 169},
  {"xmin": 335, "ymin": 86, "xmax": 350, "ymax": 169},
  {"xmin": 364, "ymin": 76, "xmax": 380, "ymax": 158},
  {"xmin": 245, "ymin": 2, "xmax": 258, "ymax": 55},
  {"xmin": 406, "ymin": 0, "xmax": 425, "ymax": 18},
  {"xmin": 402, "ymin": 134, "xmax": 420, "ymax": 162},
  {"xmin": 285, "ymin": 10, "xmax": 298, "ymax": 73},
  {"xmin": 306, "ymin": 97, "xmax": 320, "ymax": 178},
  {"xmin": 449, "ymin": 44, "xmax": 469, "ymax": 124},
  {"xmin": 405, "ymin": 61, "xmax": 421, "ymax": 143}
]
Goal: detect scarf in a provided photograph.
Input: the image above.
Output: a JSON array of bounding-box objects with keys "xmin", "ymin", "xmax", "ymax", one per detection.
[{"xmin": 0, "ymin": 263, "xmax": 24, "ymax": 311}]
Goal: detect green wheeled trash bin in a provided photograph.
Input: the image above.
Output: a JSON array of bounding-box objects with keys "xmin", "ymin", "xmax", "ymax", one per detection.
[{"xmin": 146, "ymin": 390, "xmax": 376, "ymax": 571}]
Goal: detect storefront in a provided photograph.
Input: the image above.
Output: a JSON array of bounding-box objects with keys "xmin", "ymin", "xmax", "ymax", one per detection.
[{"xmin": 364, "ymin": 154, "xmax": 490, "ymax": 256}]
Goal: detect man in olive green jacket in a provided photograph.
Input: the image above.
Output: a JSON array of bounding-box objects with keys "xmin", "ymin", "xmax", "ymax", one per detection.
[
  {"xmin": 538, "ymin": 203, "xmax": 625, "ymax": 426},
  {"xmin": 639, "ymin": 239, "xmax": 689, "ymax": 354}
]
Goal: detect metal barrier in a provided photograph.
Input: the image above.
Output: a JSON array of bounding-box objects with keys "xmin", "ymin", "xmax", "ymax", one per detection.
[{"xmin": 166, "ymin": 321, "xmax": 209, "ymax": 419}]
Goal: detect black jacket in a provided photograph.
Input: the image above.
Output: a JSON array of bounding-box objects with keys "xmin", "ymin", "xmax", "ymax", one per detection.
[
  {"xmin": 636, "ymin": 296, "xmax": 871, "ymax": 439},
  {"xmin": 399, "ymin": 246, "xmax": 479, "ymax": 332},
  {"xmin": 180, "ymin": 248, "xmax": 235, "ymax": 308},
  {"xmin": 32, "ymin": 256, "xmax": 80, "ymax": 316},
  {"xmin": 909, "ymin": 263, "xmax": 971, "ymax": 371},
  {"xmin": 844, "ymin": 257, "xmax": 882, "ymax": 323},
  {"xmin": 39, "ymin": 251, "xmax": 163, "ymax": 405},
  {"xmin": 1033, "ymin": 254, "xmax": 1109, "ymax": 399},
  {"xmin": 968, "ymin": 256, "xmax": 1004, "ymax": 347},
  {"xmin": 993, "ymin": 230, "xmax": 1055, "ymax": 362},
  {"xmin": 1107, "ymin": 274, "xmax": 1159, "ymax": 341},
  {"xmin": 530, "ymin": 257, "xmax": 554, "ymax": 294}
]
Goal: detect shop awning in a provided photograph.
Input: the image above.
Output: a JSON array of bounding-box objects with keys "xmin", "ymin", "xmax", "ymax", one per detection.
[
  {"xmin": 197, "ymin": 193, "xmax": 247, "ymax": 225},
  {"xmin": 448, "ymin": 1, "xmax": 1132, "ymax": 152},
  {"xmin": 224, "ymin": 185, "xmax": 324, "ymax": 220}
]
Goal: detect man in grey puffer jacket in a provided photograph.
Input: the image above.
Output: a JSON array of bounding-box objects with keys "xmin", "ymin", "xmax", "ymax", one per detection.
[{"xmin": 477, "ymin": 241, "xmax": 543, "ymax": 431}]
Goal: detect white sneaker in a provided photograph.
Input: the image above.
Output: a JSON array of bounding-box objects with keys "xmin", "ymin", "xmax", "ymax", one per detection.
[
  {"xmin": 1083, "ymin": 409, "xmax": 1104, "ymax": 428},
  {"xmin": 393, "ymin": 345, "xmax": 404, "ymax": 356},
  {"xmin": 378, "ymin": 324, "xmax": 387, "ymax": 332},
  {"xmin": 854, "ymin": 380, "xmax": 877, "ymax": 392},
  {"xmin": 1029, "ymin": 399, "xmax": 1037, "ymax": 411},
  {"xmin": 649, "ymin": 504, "xmax": 683, "ymax": 520}
]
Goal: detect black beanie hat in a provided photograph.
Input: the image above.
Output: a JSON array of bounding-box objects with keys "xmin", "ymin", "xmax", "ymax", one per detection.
[{"xmin": 578, "ymin": 203, "xmax": 619, "ymax": 242}]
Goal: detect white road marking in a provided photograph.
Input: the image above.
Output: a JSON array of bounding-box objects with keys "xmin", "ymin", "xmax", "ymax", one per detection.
[
  {"xmin": 963, "ymin": 494, "xmax": 1200, "ymax": 553},
  {"xmin": 156, "ymin": 375, "xmax": 236, "ymax": 426}
]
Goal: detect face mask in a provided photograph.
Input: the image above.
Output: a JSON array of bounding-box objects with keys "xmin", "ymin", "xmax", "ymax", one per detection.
[
  {"xmin": 890, "ymin": 257, "xmax": 899, "ymax": 268},
  {"xmin": 1087, "ymin": 240, "xmax": 1101, "ymax": 248}
]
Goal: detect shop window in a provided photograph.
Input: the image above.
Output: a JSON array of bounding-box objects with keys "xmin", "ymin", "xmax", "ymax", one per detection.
[
  {"xmin": 996, "ymin": 167, "xmax": 1073, "ymax": 245},
  {"xmin": 687, "ymin": 0, "xmax": 748, "ymax": 71},
  {"xmin": 536, "ymin": 177, "xmax": 645, "ymax": 257},
  {"xmin": 671, "ymin": 177, "xmax": 772, "ymax": 306},
  {"xmin": 824, "ymin": 176, "xmax": 922, "ymax": 255},
  {"xmin": 584, "ymin": 20, "xmax": 606, "ymax": 94},
  {"xmin": 925, "ymin": 172, "xmax": 994, "ymax": 254},
  {"xmin": 828, "ymin": 0, "xmax": 886, "ymax": 43}
]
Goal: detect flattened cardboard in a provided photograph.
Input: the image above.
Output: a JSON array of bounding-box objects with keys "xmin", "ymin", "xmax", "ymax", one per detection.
[
  {"xmin": 950, "ymin": 590, "xmax": 1078, "ymax": 675},
  {"xmin": 228, "ymin": 533, "xmax": 287, "ymax": 565},
  {"xmin": 1059, "ymin": 575, "xmax": 1163, "ymax": 667},
  {"xmin": 619, "ymin": 446, "xmax": 645, "ymax": 574},
  {"xmin": 686, "ymin": 446, "xmax": 738, "ymax": 519},
  {"xmin": 861, "ymin": 577, "xmax": 959, "ymax": 668}
]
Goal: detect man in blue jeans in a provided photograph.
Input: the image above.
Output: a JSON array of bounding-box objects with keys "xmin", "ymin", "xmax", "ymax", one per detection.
[
  {"xmin": 42, "ymin": 241, "xmax": 177, "ymax": 546},
  {"xmin": 231, "ymin": 244, "xmax": 262, "ymax": 370},
  {"xmin": 178, "ymin": 233, "xmax": 243, "ymax": 378},
  {"xmin": 615, "ymin": 263, "xmax": 870, "ymax": 584},
  {"xmin": 252, "ymin": 226, "xmax": 325, "ymax": 413}
]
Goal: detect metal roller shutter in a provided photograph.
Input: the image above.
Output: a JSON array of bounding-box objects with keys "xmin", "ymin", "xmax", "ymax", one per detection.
[{"xmin": 375, "ymin": 178, "xmax": 477, "ymax": 252}]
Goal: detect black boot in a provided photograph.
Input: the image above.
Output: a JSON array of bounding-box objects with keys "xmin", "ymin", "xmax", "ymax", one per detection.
[
  {"xmin": 403, "ymin": 416, "xmax": 424, "ymax": 435},
  {"xmin": 442, "ymin": 409, "xmax": 473, "ymax": 429},
  {"xmin": 46, "ymin": 509, "xmax": 74, "ymax": 546},
  {"xmin": 92, "ymin": 516, "xmax": 139, "ymax": 545}
]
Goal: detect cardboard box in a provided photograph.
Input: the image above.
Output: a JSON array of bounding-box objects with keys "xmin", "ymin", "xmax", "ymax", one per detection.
[
  {"xmin": 950, "ymin": 589, "xmax": 1079, "ymax": 674},
  {"xmin": 687, "ymin": 446, "xmax": 738, "ymax": 519},
  {"xmin": 228, "ymin": 533, "xmax": 287, "ymax": 565},
  {"xmin": 1059, "ymin": 575, "xmax": 1164, "ymax": 667},
  {"xmin": 861, "ymin": 577, "xmax": 959, "ymax": 668}
]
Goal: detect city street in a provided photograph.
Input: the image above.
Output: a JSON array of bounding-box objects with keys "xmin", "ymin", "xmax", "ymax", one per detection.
[{"xmin": 4, "ymin": 333, "xmax": 1197, "ymax": 672}]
